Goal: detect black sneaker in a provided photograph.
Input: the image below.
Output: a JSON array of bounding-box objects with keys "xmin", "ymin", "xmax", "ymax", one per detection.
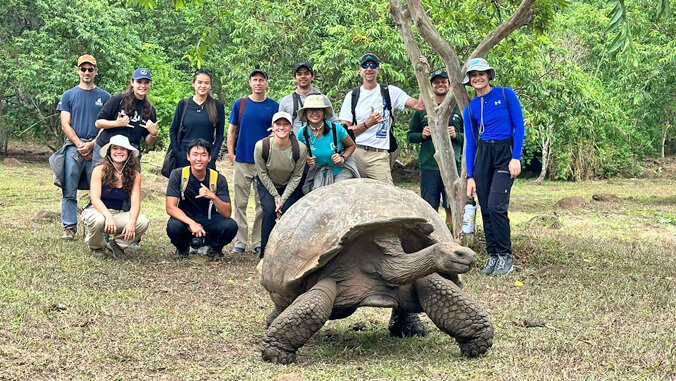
[
  {"xmin": 207, "ymin": 247, "xmax": 228, "ymax": 262},
  {"xmin": 492, "ymin": 253, "xmax": 514, "ymax": 276},
  {"xmin": 173, "ymin": 248, "xmax": 189, "ymax": 261},
  {"xmin": 480, "ymin": 255, "xmax": 498, "ymax": 275}
]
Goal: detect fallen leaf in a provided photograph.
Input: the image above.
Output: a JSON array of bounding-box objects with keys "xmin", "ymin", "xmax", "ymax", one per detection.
[{"xmin": 514, "ymin": 280, "xmax": 524, "ymax": 287}]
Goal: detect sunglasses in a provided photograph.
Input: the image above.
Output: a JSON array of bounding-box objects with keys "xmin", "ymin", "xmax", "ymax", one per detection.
[
  {"xmin": 79, "ymin": 67, "xmax": 96, "ymax": 73},
  {"xmin": 361, "ymin": 62, "xmax": 378, "ymax": 69}
]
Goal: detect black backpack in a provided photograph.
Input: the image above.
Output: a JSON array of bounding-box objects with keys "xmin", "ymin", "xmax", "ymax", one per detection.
[{"xmin": 350, "ymin": 84, "xmax": 398, "ymax": 153}]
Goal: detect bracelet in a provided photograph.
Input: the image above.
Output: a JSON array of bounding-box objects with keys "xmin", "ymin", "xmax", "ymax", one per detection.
[
  {"xmin": 362, "ymin": 122, "xmax": 368, "ymax": 129},
  {"xmin": 340, "ymin": 154, "xmax": 347, "ymax": 161},
  {"xmin": 149, "ymin": 133, "xmax": 158, "ymax": 138}
]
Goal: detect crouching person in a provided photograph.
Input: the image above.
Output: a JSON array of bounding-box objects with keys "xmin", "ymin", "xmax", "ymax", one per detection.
[
  {"xmin": 81, "ymin": 135, "xmax": 149, "ymax": 258},
  {"xmin": 254, "ymin": 112, "xmax": 308, "ymax": 259},
  {"xmin": 166, "ymin": 139, "xmax": 237, "ymax": 260}
]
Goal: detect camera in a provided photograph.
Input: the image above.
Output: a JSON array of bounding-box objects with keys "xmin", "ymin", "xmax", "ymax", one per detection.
[{"xmin": 190, "ymin": 237, "xmax": 205, "ymax": 249}]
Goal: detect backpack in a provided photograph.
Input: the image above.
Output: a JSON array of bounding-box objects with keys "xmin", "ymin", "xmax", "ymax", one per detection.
[
  {"xmin": 302, "ymin": 121, "xmax": 344, "ymax": 158},
  {"xmin": 180, "ymin": 166, "xmax": 218, "ymax": 219},
  {"xmin": 261, "ymin": 134, "xmax": 301, "ymax": 163},
  {"xmin": 350, "ymin": 84, "xmax": 398, "ymax": 153}
]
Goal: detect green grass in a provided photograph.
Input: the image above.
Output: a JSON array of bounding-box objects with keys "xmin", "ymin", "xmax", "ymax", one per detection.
[{"xmin": 0, "ymin": 152, "xmax": 674, "ymax": 380}]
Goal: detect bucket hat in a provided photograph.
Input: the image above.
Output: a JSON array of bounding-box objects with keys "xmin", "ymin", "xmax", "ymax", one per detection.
[
  {"xmin": 99, "ymin": 135, "xmax": 139, "ymax": 158},
  {"xmin": 462, "ymin": 58, "xmax": 495, "ymax": 85},
  {"xmin": 297, "ymin": 95, "xmax": 334, "ymax": 122}
]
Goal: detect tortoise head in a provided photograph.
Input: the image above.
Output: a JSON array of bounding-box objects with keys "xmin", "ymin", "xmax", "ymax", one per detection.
[{"xmin": 431, "ymin": 242, "xmax": 476, "ymax": 275}]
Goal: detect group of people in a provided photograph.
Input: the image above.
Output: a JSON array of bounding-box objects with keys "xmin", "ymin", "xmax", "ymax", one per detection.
[{"xmin": 54, "ymin": 52, "xmax": 524, "ymax": 275}]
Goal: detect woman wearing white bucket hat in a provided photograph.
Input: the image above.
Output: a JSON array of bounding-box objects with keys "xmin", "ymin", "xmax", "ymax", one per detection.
[
  {"xmin": 81, "ymin": 135, "xmax": 149, "ymax": 258},
  {"xmin": 462, "ymin": 57, "xmax": 525, "ymax": 276}
]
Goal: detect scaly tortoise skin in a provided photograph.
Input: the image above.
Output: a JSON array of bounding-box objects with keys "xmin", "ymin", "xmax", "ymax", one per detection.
[{"xmin": 258, "ymin": 179, "xmax": 493, "ymax": 364}]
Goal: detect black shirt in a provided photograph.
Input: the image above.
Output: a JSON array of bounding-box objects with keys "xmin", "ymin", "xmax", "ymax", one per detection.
[
  {"xmin": 166, "ymin": 167, "xmax": 230, "ymax": 219},
  {"xmin": 170, "ymin": 97, "xmax": 226, "ymax": 166},
  {"xmin": 96, "ymin": 92, "xmax": 157, "ymax": 148}
]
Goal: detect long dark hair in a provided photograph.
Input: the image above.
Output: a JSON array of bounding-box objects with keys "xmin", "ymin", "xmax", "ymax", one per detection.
[
  {"xmin": 123, "ymin": 83, "xmax": 154, "ymax": 121},
  {"xmin": 101, "ymin": 148, "xmax": 139, "ymax": 196},
  {"xmin": 193, "ymin": 69, "xmax": 218, "ymax": 126}
]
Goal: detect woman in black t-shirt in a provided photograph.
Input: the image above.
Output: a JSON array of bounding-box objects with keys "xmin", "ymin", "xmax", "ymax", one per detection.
[
  {"xmin": 169, "ymin": 69, "xmax": 225, "ymax": 169},
  {"xmin": 94, "ymin": 68, "xmax": 159, "ymax": 162}
]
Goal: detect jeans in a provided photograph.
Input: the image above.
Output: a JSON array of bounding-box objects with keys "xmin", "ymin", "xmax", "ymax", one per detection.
[
  {"xmin": 256, "ymin": 179, "xmax": 304, "ymax": 257},
  {"xmin": 62, "ymin": 145, "xmax": 94, "ymax": 231}
]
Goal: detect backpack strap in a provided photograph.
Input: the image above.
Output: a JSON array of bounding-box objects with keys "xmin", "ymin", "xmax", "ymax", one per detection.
[
  {"xmin": 176, "ymin": 97, "xmax": 190, "ymax": 147},
  {"xmin": 291, "ymin": 92, "xmax": 303, "ymax": 122},
  {"xmin": 330, "ymin": 121, "xmax": 339, "ymax": 154},
  {"xmin": 350, "ymin": 86, "xmax": 360, "ymax": 126},
  {"xmin": 302, "ymin": 126, "xmax": 313, "ymax": 157},
  {"xmin": 262, "ymin": 136, "xmax": 272, "ymax": 163},
  {"xmin": 207, "ymin": 169, "xmax": 218, "ymax": 219},
  {"xmin": 380, "ymin": 84, "xmax": 398, "ymax": 152},
  {"xmin": 290, "ymin": 134, "xmax": 300, "ymax": 161},
  {"xmin": 233, "ymin": 97, "xmax": 248, "ymax": 151},
  {"xmin": 180, "ymin": 166, "xmax": 191, "ymax": 200}
]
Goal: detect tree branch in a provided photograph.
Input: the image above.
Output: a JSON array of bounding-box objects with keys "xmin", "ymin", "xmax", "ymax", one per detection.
[{"xmin": 469, "ymin": 0, "xmax": 535, "ymax": 59}]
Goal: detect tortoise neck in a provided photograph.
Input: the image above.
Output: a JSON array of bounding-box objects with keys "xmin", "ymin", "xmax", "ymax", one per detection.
[{"xmin": 379, "ymin": 246, "xmax": 438, "ymax": 285}]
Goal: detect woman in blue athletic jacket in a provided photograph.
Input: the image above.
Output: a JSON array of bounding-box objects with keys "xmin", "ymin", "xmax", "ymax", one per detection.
[{"xmin": 462, "ymin": 58, "xmax": 525, "ymax": 277}]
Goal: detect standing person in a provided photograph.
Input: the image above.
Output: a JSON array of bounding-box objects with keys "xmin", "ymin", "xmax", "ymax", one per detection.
[
  {"xmin": 462, "ymin": 58, "xmax": 525, "ymax": 276},
  {"xmin": 338, "ymin": 53, "xmax": 425, "ymax": 185},
  {"xmin": 169, "ymin": 69, "xmax": 225, "ymax": 170},
  {"xmin": 254, "ymin": 112, "xmax": 308, "ymax": 258},
  {"xmin": 81, "ymin": 135, "xmax": 149, "ymax": 258},
  {"xmin": 407, "ymin": 69, "xmax": 464, "ymax": 224},
  {"xmin": 297, "ymin": 95, "xmax": 358, "ymax": 192},
  {"xmin": 226, "ymin": 69, "xmax": 279, "ymax": 255},
  {"xmin": 55, "ymin": 54, "xmax": 111, "ymax": 241},
  {"xmin": 166, "ymin": 139, "xmax": 238, "ymax": 260},
  {"xmin": 94, "ymin": 67, "xmax": 159, "ymax": 162},
  {"xmin": 278, "ymin": 61, "xmax": 337, "ymax": 134}
]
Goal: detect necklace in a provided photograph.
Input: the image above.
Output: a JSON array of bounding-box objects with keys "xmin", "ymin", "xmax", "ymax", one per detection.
[{"xmin": 310, "ymin": 124, "xmax": 322, "ymax": 131}]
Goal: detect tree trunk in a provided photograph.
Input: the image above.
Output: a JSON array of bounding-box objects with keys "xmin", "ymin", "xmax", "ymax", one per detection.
[
  {"xmin": 0, "ymin": 91, "xmax": 5, "ymax": 157},
  {"xmin": 534, "ymin": 134, "xmax": 550, "ymax": 184},
  {"xmin": 662, "ymin": 127, "xmax": 667, "ymax": 158}
]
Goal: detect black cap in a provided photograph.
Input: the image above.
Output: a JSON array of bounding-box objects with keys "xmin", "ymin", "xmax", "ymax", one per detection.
[
  {"xmin": 249, "ymin": 69, "xmax": 268, "ymax": 80},
  {"xmin": 359, "ymin": 53, "xmax": 380, "ymax": 65},
  {"xmin": 430, "ymin": 69, "xmax": 449, "ymax": 82},
  {"xmin": 293, "ymin": 61, "xmax": 314, "ymax": 75}
]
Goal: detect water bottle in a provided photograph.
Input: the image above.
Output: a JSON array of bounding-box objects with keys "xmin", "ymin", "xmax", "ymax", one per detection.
[{"xmin": 461, "ymin": 197, "xmax": 477, "ymax": 234}]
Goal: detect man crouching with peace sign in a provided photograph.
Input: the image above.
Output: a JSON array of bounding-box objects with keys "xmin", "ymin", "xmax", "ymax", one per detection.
[{"xmin": 166, "ymin": 139, "xmax": 238, "ymax": 260}]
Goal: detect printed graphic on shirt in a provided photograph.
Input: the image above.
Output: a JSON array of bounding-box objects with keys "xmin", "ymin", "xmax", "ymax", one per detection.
[
  {"xmin": 95, "ymin": 98, "xmax": 103, "ymax": 106},
  {"xmin": 374, "ymin": 95, "xmax": 388, "ymax": 139}
]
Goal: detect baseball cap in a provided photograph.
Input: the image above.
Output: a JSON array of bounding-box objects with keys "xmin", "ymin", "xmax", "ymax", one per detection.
[
  {"xmin": 430, "ymin": 69, "xmax": 449, "ymax": 82},
  {"xmin": 131, "ymin": 68, "xmax": 152, "ymax": 81},
  {"xmin": 359, "ymin": 53, "xmax": 380, "ymax": 65},
  {"xmin": 77, "ymin": 54, "xmax": 97, "ymax": 67},
  {"xmin": 272, "ymin": 111, "xmax": 293, "ymax": 124},
  {"xmin": 293, "ymin": 62, "xmax": 314, "ymax": 75},
  {"xmin": 250, "ymin": 69, "xmax": 269, "ymax": 80}
]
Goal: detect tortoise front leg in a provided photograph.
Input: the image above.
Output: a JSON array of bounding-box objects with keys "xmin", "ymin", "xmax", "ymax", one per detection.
[
  {"xmin": 415, "ymin": 273, "xmax": 493, "ymax": 357},
  {"xmin": 261, "ymin": 278, "xmax": 337, "ymax": 364}
]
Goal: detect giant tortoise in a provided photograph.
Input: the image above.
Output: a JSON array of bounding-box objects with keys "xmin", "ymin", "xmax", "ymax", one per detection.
[{"xmin": 258, "ymin": 179, "xmax": 493, "ymax": 364}]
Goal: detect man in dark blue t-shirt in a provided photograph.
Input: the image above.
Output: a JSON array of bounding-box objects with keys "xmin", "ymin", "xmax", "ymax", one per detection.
[
  {"xmin": 166, "ymin": 139, "xmax": 237, "ymax": 259},
  {"xmin": 226, "ymin": 69, "xmax": 278, "ymax": 255},
  {"xmin": 56, "ymin": 54, "xmax": 111, "ymax": 241}
]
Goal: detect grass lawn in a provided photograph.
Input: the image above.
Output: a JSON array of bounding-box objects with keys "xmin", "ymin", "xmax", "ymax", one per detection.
[{"xmin": 0, "ymin": 151, "xmax": 674, "ymax": 380}]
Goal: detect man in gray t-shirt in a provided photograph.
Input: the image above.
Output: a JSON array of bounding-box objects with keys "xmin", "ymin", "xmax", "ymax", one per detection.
[
  {"xmin": 56, "ymin": 54, "xmax": 111, "ymax": 241},
  {"xmin": 278, "ymin": 61, "xmax": 338, "ymax": 135}
]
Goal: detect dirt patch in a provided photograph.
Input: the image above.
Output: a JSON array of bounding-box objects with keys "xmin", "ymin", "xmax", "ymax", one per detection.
[
  {"xmin": 4, "ymin": 140, "xmax": 53, "ymax": 163},
  {"xmin": 3, "ymin": 158, "xmax": 22, "ymax": 166},
  {"xmin": 526, "ymin": 214, "xmax": 562, "ymax": 229},
  {"xmin": 638, "ymin": 155, "xmax": 676, "ymax": 179},
  {"xmin": 592, "ymin": 193, "xmax": 622, "ymax": 202},
  {"xmin": 554, "ymin": 196, "xmax": 587, "ymax": 209}
]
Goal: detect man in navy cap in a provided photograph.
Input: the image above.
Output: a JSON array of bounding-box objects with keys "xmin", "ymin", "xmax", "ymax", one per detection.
[
  {"xmin": 226, "ymin": 69, "xmax": 278, "ymax": 255},
  {"xmin": 278, "ymin": 61, "xmax": 337, "ymax": 134},
  {"xmin": 407, "ymin": 69, "xmax": 463, "ymax": 224}
]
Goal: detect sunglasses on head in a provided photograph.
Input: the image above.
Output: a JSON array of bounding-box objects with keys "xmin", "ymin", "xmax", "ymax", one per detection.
[
  {"xmin": 361, "ymin": 62, "xmax": 378, "ymax": 69},
  {"xmin": 79, "ymin": 67, "xmax": 96, "ymax": 73}
]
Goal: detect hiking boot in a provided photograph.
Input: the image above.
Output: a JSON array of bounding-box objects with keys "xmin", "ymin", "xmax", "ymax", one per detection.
[
  {"xmin": 106, "ymin": 240, "xmax": 127, "ymax": 259},
  {"xmin": 492, "ymin": 253, "xmax": 514, "ymax": 276},
  {"xmin": 231, "ymin": 247, "xmax": 245, "ymax": 254},
  {"xmin": 90, "ymin": 248, "xmax": 106, "ymax": 258},
  {"xmin": 207, "ymin": 247, "xmax": 228, "ymax": 262},
  {"xmin": 480, "ymin": 255, "xmax": 498, "ymax": 275},
  {"xmin": 60, "ymin": 228, "xmax": 76, "ymax": 241}
]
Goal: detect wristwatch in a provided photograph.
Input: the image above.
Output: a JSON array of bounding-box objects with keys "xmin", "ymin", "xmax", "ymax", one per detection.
[
  {"xmin": 340, "ymin": 154, "xmax": 347, "ymax": 161},
  {"xmin": 466, "ymin": 174, "xmax": 474, "ymax": 179}
]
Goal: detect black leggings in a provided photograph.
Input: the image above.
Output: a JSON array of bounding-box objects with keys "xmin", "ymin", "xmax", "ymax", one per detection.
[
  {"xmin": 256, "ymin": 179, "xmax": 304, "ymax": 257},
  {"xmin": 474, "ymin": 138, "xmax": 514, "ymax": 254}
]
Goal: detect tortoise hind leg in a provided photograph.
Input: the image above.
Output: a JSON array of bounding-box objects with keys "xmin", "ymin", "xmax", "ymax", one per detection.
[
  {"xmin": 262, "ymin": 278, "xmax": 337, "ymax": 364},
  {"xmin": 388, "ymin": 309, "xmax": 428, "ymax": 337},
  {"xmin": 415, "ymin": 274, "xmax": 493, "ymax": 357}
]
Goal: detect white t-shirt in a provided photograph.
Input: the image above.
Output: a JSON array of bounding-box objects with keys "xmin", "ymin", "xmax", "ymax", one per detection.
[{"xmin": 339, "ymin": 84, "xmax": 411, "ymax": 150}]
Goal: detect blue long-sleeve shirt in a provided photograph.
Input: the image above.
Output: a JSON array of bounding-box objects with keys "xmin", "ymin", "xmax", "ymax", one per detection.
[{"xmin": 462, "ymin": 87, "xmax": 525, "ymax": 175}]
